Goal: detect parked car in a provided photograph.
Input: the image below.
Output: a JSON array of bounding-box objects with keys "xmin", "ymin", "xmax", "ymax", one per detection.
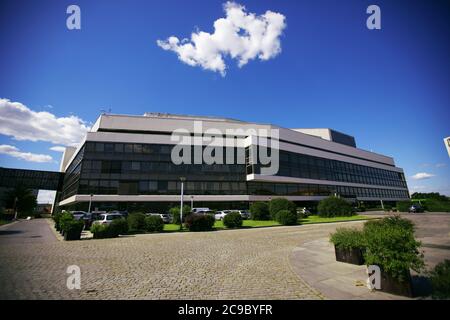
[
  {"xmin": 92, "ymin": 213, "xmax": 125, "ymax": 226},
  {"xmin": 109, "ymin": 210, "xmax": 128, "ymax": 218},
  {"xmin": 408, "ymin": 205, "xmax": 424, "ymax": 213},
  {"xmin": 214, "ymin": 210, "xmax": 231, "ymax": 220},
  {"xmin": 71, "ymin": 211, "xmax": 86, "ymax": 220},
  {"xmin": 235, "ymin": 210, "xmax": 250, "ymax": 219},
  {"xmin": 192, "ymin": 207, "xmax": 210, "ymax": 213},
  {"xmin": 146, "ymin": 213, "xmax": 172, "ymax": 223}
]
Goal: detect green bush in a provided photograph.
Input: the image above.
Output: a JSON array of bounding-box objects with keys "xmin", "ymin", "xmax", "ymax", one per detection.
[
  {"xmin": 169, "ymin": 205, "xmax": 191, "ymax": 224},
  {"xmin": 249, "ymin": 202, "xmax": 270, "ymax": 220},
  {"xmin": 90, "ymin": 224, "xmax": 109, "ymax": 239},
  {"xmin": 145, "ymin": 215, "xmax": 164, "ymax": 232},
  {"xmin": 185, "ymin": 213, "xmax": 215, "ymax": 231},
  {"xmin": 396, "ymin": 201, "xmax": 413, "ymax": 212},
  {"xmin": 63, "ymin": 219, "xmax": 84, "ymax": 241},
  {"xmin": 59, "ymin": 212, "xmax": 75, "ymax": 233},
  {"xmin": 330, "ymin": 228, "xmax": 366, "ymax": 250},
  {"xmin": 223, "ymin": 211, "xmax": 243, "ymax": 228},
  {"xmin": 424, "ymin": 199, "xmax": 450, "ymax": 212},
  {"xmin": 109, "ymin": 218, "xmax": 128, "ymax": 236},
  {"xmin": 317, "ymin": 196, "xmax": 354, "ymax": 217},
  {"xmin": 363, "ymin": 216, "xmax": 424, "ymax": 282},
  {"xmin": 275, "ymin": 209, "xmax": 298, "ymax": 225},
  {"xmin": 53, "ymin": 212, "xmax": 62, "ymax": 231},
  {"xmin": 269, "ymin": 198, "xmax": 296, "ymax": 220},
  {"xmin": 429, "ymin": 260, "xmax": 450, "ymax": 299},
  {"xmin": 127, "ymin": 212, "xmax": 146, "ymax": 232}
]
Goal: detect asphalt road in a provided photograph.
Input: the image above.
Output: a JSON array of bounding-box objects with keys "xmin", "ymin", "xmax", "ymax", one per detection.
[{"xmin": 0, "ymin": 219, "xmax": 57, "ymax": 245}]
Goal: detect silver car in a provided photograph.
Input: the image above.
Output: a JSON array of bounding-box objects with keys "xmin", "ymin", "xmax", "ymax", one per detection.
[{"xmin": 92, "ymin": 213, "xmax": 124, "ymax": 226}]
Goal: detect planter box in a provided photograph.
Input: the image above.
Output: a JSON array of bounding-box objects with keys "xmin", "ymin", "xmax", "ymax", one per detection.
[
  {"xmin": 380, "ymin": 271, "xmax": 413, "ymax": 297},
  {"xmin": 334, "ymin": 246, "xmax": 365, "ymax": 265},
  {"xmin": 64, "ymin": 231, "xmax": 81, "ymax": 241}
]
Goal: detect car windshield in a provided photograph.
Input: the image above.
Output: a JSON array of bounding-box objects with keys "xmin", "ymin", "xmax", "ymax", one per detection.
[{"xmin": 97, "ymin": 214, "xmax": 106, "ymax": 220}]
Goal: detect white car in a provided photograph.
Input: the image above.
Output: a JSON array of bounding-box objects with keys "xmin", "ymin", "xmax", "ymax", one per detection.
[
  {"xmin": 192, "ymin": 207, "xmax": 210, "ymax": 213},
  {"xmin": 92, "ymin": 213, "xmax": 124, "ymax": 226},
  {"xmin": 214, "ymin": 210, "xmax": 231, "ymax": 220}
]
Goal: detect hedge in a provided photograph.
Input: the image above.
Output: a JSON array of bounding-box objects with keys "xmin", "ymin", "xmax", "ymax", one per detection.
[
  {"xmin": 145, "ymin": 215, "xmax": 164, "ymax": 232},
  {"xmin": 127, "ymin": 213, "xmax": 146, "ymax": 232},
  {"xmin": 330, "ymin": 228, "xmax": 366, "ymax": 250},
  {"xmin": 269, "ymin": 198, "xmax": 296, "ymax": 220},
  {"xmin": 317, "ymin": 196, "xmax": 354, "ymax": 217},
  {"xmin": 249, "ymin": 202, "xmax": 270, "ymax": 220},
  {"xmin": 276, "ymin": 209, "xmax": 298, "ymax": 225},
  {"xmin": 223, "ymin": 212, "xmax": 243, "ymax": 228},
  {"xmin": 185, "ymin": 213, "xmax": 215, "ymax": 231}
]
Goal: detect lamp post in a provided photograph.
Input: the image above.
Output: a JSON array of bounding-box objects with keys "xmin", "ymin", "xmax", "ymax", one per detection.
[
  {"xmin": 180, "ymin": 177, "xmax": 186, "ymax": 230},
  {"xmin": 190, "ymin": 195, "xmax": 194, "ymax": 211},
  {"xmin": 13, "ymin": 196, "xmax": 18, "ymax": 220},
  {"xmin": 88, "ymin": 194, "xmax": 93, "ymax": 213}
]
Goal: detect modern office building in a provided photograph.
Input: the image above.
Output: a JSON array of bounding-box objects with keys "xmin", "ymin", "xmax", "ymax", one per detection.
[{"xmin": 56, "ymin": 113, "xmax": 409, "ymax": 211}]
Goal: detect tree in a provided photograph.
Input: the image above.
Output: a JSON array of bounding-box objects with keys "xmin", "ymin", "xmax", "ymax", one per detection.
[{"xmin": 3, "ymin": 185, "xmax": 37, "ymax": 217}]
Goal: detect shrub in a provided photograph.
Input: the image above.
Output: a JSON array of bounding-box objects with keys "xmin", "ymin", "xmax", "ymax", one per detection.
[
  {"xmin": 109, "ymin": 218, "xmax": 128, "ymax": 236},
  {"xmin": 223, "ymin": 211, "xmax": 243, "ymax": 228},
  {"xmin": 127, "ymin": 212, "xmax": 146, "ymax": 232},
  {"xmin": 249, "ymin": 202, "xmax": 270, "ymax": 220},
  {"xmin": 269, "ymin": 198, "xmax": 296, "ymax": 220},
  {"xmin": 145, "ymin": 215, "xmax": 164, "ymax": 232},
  {"xmin": 424, "ymin": 199, "xmax": 450, "ymax": 212},
  {"xmin": 363, "ymin": 216, "xmax": 424, "ymax": 282},
  {"xmin": 429, "ymin": 260, "xmax": 450, "ymax": 299},
  {"xmin": 275, "ymin": 209, "xmax": 298, "ymax": 225},
  {"xmin": 90, "ymin": 224, "xmax": 110, "ymax": 239},
  {"xmin": 169, "ymin": 205, "xmax": 191, "ymax": 224},
  {"xmin": 59, "ymin": 212, "xmax": 74, "ymax": 233},
  {"xmin": 185, "ymin": 213, "xmax": 215, "ymax": 231},
  {"xmin": 317, "ymin": 196, "xmax": 354, "ymax": 217},
  {"xmin": 396, "ymin": 201, "xmax": 413, "ymax": 212},
  {"xmin": 63, "ymin": 219, "xmax": 84, "ymax": 241},
  {"xmin": 53, "ymin": 212, "xmax": 62, "ymax": 231},
  {"xmin": 330, "ymin": 228, "xmax": 366, "ymax": 250}
]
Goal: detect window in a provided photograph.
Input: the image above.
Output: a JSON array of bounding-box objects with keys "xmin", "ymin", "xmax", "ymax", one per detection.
[
  {"xmin": 124, "ymin": 144, "xmax": 133, "ymax": 153},
  {"xmin": 95, "ymin": 143, "xmax": 104, "ymax": 152},
  {"xmin": 104, "ymin": 143, "xmax": 114, "ymax": 152},
  {"xmin": 131, "ymin": 161, "xmax": 141, "ymax": 171},
  {"xmin": 114, "ymin": 144, "xmax": 123, "ymax": 153}
]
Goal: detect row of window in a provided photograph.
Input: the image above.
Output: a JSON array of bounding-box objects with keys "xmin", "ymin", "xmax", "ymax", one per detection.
[
  {"xmin": 247, "ymin": 182, "xmax": 409, "ymax": 199},
  {"xmin": 78, "ymin": 180, "xmax": 248, "ymax": 195},
  {"xmin": 251, "ymin": 149, "xmax": 407, "ymax": 188},
  {"xmin": 82, "ymin": 160, "xmax": 246, "ymax": 175},
  {"xmin": 74, "ymin": 179, "xmax": 409, "ymax": 199}
]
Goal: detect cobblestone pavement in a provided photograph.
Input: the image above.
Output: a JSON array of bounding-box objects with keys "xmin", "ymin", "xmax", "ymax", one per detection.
[
  {"xmin": 2, "ymin": 214, "xmax": 446, "ymax": 300},
  {"xmin": 0, "ymin": 218, "xmax": 333, "ymax": 300}
]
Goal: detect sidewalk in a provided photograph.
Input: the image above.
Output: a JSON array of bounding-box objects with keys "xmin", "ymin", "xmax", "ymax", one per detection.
[{"xmin": 289, "ymin": 238, "xmax": 410, "ymax": 300}]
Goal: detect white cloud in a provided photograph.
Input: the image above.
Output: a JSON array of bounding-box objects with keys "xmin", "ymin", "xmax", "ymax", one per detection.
[
  {"xmin": 0, "ymin": 98, "xmax": 90, "ymax": 146},
  {"xmin": 37, "ymin": 190, "xmax": 56, "ymax": 204},
  {"xmin": 157, "ymin": 1, "xmax": 286, "ymax": 76},
  {"xmin": 411, "ymin": 172, "xmax": 436, "ymax": 180},
  {"xmin": 436, "ymin": 163, "xmax": 447, "ymax": 168},
  {"xmin": 0, "ymin": 144, "xmax": 53, "ymax": 163},
  {"xmin": 50, "ymin": 146, "xmax": 66, "ymax": 152}
]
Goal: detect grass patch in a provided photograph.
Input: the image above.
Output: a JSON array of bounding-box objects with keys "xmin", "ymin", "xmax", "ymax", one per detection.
[
  {"xmin": 300, "ymin": 215, "xmax": 374, "ymax": 224},
  {"xmin": 162, "ymin": 215, "xmax": 373, "ymax": 232},
  {"xmin": 215, "ymin": 220, "xmax": 280, "ymax": 229}
]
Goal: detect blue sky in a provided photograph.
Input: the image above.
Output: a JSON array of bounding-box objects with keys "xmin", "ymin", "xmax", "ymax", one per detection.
[{"xmin": 0, "ymin": 0, "xmax": 449, "ymax": 201}]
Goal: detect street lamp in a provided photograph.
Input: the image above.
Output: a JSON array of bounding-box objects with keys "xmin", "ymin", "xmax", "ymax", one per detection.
[
  {"xmin": 190, "ymin": 195, "xmax": 194, "ymax": 211},
  {"xmin": 13, "ymin": 196, "xmax": 18, "ymax": 220},
  {"xmin": 88, "ymin": 194, "xmax": 93, "ymax": 213},
  {"xmin": 179, "ymin": 177, "xmax": 186, "ymax": 230}
]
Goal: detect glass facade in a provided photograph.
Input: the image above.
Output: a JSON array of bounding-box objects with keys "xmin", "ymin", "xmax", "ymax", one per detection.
[
  {"xmin": 59, "ymin": 141, "xmax": 409, "ymax": 201},
  {"xmin": 249, "ymin": 148, "xmax": 407, "ymax": 189}
]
